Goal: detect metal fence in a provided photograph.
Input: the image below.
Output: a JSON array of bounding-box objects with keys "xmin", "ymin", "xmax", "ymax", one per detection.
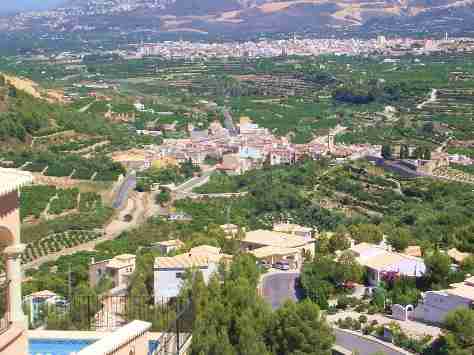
[
  {"xmin": 0, "ymin": 280, "xmax": 10, "ymax": 334},
  {"xmin": 30, "ymin": 295, "xmax": 193, "ymax": 354}
]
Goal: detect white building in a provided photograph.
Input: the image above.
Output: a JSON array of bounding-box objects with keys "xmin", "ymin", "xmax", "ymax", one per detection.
[
  {"xmin": 350, "ymin": 243, "xmax": 426, "ymax": 286},
  {"xmin": 153, "ymin": 253, "xmax": 218, "ymax": 303},
  {"xmin": 272, "ymin": 223, "xmax": 314, "ymax": 242},
  {"xmin": 153, "ymin": 239, "xmax": 185, "ymax": 255},
  {"xmin": 413, "ymin": 276, "xmax": 474, "ymax": 324},
  {"xmin": 23, "ymin": 290, "xmax": 67, "ymax": 325},
  {"xmin": 89, "ymin": 254, "xmax": 136, "ymax": 290}
]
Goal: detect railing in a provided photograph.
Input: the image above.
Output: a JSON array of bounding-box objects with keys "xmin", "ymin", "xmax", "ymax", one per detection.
[
  {"xmin": 30, "ymin": 295, "xmax": 193, "ymax": 355},
  {"xmin": 153, "ymin": 298, "xmax": 193, "ymax": 355},
  {"xmin": 0, "ymin": 280, "xmax": 10, "ymax": 334}
]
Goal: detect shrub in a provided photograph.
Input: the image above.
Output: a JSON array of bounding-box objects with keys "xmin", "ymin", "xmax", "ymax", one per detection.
[
  {"xmin": 359, "ymin": 315, "xmax": 368, "ymax": 324},
  {"xmin": 337, "ymin": 295, "xmax": 351, "ymax": 309}
]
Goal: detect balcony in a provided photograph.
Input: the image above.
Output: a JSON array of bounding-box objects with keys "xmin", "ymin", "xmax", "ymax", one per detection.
[{"xmin": 27, "ymin": 295, "xmax": 193, "ymax": 355}]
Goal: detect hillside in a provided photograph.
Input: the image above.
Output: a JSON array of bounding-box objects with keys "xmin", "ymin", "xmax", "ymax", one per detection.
[
  {"xmin": 0, "ymin": 74, "xmax": 115, "ymax": 145},
  {"xmin": 2, "ymin": 0, "xmax": 474, "ymax": 42}
]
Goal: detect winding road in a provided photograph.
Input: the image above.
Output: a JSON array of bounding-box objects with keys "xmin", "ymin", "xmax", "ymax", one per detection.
[{"xmin": 112, "ymin": 174, "xmax": 137, "ymax": 209}]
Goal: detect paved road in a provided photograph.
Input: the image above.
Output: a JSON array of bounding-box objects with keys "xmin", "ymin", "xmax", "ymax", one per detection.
[
  {"xmin": 112, "ymin": 174, "xmax": 137, "ymax": 209},
  {"xmin": 261, "ymin": 272, "xmax": 302, "ymax": 309},
  {"xmin": 334, "ymin": 328, "xmax": 412, "ymax": 355},
  {"xmin": 223, "ymin": 109, "xmax": 237, "ymax": 136}
]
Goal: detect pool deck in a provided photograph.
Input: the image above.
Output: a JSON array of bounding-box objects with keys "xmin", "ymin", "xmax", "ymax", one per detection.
[{"xmin": 28, "ymin": 330, "xmax": 164, "ymax": 341}]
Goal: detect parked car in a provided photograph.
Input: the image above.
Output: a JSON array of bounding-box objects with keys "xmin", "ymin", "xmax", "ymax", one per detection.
[
  {"xmin": 259, "ymin": 261, "xmax": 271, "ymax": 270},
  {"xmin": 273, "ymin": 261, "xmax": 290, "ymax": 271}
]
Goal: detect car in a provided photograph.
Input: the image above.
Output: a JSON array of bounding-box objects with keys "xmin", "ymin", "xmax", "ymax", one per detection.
[
  {"xmin": 273, "ymin": 261, "xmax": 290, "ymax": 271},
  {"xmin": 344, "ymin": 281, "xmax": 356, "ymax": 290},
  {"xmin": 259, "ymin": 261, "xmax": 271, "ymax": 270}
]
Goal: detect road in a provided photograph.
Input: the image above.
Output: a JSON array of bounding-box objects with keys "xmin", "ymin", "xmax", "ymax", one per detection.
[
  {"xmin": 223, "ymin": 109, "xmax": 237, "ymax": 136},
  {"xmin": 23, "ymin": 191, "xmax": 150, "ymax": 271},
  {"xmin": 112, "ymin": 174, "xmax": 137, "ymax": 209},
  {"xmin": 173, "ymin": 170, "xmax": 214, "ymax": 199},
  {"xmin": 417, "ymin": 88, "xmax": 437, "ymax": 110},
  {"xmin": 333, "ymin": 328, "xmax": 412, "ymax": 355},
  {"xmin": 78, "ymin": 100, "xmax": 96, "ymax": 113},
  {"xmin": 261, "ymin": 272, "xmax": 302, "ymax": 310}
]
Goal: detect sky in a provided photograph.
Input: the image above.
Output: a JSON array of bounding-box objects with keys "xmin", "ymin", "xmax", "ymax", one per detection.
[{"xmin": 0, "ymin": 0, "xmax": 65, "ymax": 14}]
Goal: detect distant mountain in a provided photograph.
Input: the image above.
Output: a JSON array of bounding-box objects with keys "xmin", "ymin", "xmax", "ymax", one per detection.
[
  {"xmin": 0, "ymin": 0, "xmax": 66, "ymax": 14},
  {"xmin": 3, "ymin": 0, "xmax": 474, "ymax": 40}
]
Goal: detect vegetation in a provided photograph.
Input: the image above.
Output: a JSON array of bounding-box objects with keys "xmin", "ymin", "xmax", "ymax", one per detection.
[{"xmin": 189, "ymin": 254, "xmax": 334, "ymax": 355}]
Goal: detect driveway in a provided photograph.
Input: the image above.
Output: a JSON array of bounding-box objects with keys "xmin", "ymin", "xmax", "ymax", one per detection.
[
  {"xmin": 261, "ymin": 272, "xmax": 302, "ymax": 310},
  {"xmin": 327, "ymin": 310, "xmax": 442, "ymax": 339}
]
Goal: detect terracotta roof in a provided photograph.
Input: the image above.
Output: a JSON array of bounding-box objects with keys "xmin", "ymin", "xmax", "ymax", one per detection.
[
  {"xmin": 350, "ymin": 242, "xmax": 383, "ymax": 255},
  {"xmin": 362, "ymin": 252, "xmax": 407, "ymax": 271},
  {"xmin": 448, "ymin": 248, "xmax": 471, "ymax": 263},
  {"xmin": 273, "ymin": 223, "xmax": 313, "ymax": 234},
  {"xmin": 447, "ymin": 284, "xmax": 474, "ymax": 301},
  {"xmin": 189, "ymin": 245, "xmax": 221, "ymax": 255},
  {"xmin": 250, "ymin": 246, "xmax": 300, "ymax": 259},
  {"xmin": 155, "ymin": 254, "xmax": 211, "ymax": 269},
  {"xmin": 244, "ymin": 230, "xmax": 311, "ymax": 248},
  {"xmin": 0, "ymin": 168, "xmax": 33, "ymax": 196},
  {"xmin": 404, "ymin": 246, "xmax": 422, "ymax": 258}
]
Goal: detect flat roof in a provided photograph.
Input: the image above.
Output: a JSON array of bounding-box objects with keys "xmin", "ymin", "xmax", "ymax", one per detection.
[
  {"xmin": 0, "ymin": 168, "xmax": 33, "ymax": 196},
  {"xmin": 244, "ymin": 230, "xmax": 311, "ymax": 249}
]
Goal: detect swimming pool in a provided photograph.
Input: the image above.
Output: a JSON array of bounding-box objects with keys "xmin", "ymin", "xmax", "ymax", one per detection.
[
  {"xmin": 29, "ymin": 338, "xmax": 97, "ymax": 355},
  {"xmin": 29, "ymin": 338, "xmax": 160, "ymax": 355}
]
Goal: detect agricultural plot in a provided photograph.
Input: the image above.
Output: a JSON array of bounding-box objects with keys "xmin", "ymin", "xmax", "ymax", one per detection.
[
  {"xmin": 22, "ymin": 230, "xmax": 104, "ymax": 264},
  {"xmin": 20, "ymin": 185, "xmax": 102, "ymax": 221},
  {"xmin": 20, "ymin": 185, "xmax": 57, "ymax": 220},
  {"xmin": 0, "ymin": 151, "xmax": 126, "ymax": 181},
  {"xmin": 49, "ymin": 188, "xmax": 80, "ymax": 215}
]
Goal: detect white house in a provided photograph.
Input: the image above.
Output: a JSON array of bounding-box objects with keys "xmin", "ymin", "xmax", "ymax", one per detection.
[
  {"xmin": 413, "ymin": 276, "xmax": 474, "ymax": 324},
  {"xmin": 153, "ymin": 253, "xmax": 218, "ymax": 303},
  {"xmin": 350, "ymin": 243, "xmax": 426, "ymax": 286},
  {"xmin": 89, "ymin": 254, "xmax": 136, "ymax": 290},
  {"xmin": 153, "ymin": 239, "xmax": 185, "ymax": 255},
  {"xmin": 272, "ymin": 223, "xmax": 314, "ymax": 242},
  {"xmin": 23, "ymin": 290, "xmax": 67, "ymax": 325}
]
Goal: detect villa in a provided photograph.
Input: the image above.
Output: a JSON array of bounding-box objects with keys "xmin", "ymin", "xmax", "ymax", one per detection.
[
  {"xmin": 23, "ymin": 290, "xmax": 67, "ymax": 326},
  {"xmin": 241, "ymin": 229, "xmax": 315, "ymax": 255},
  {"xmin": 153, "ymin": 239, "xmax": 185, "ymax": 255},
  {"xmin": 414, "ymin": 276, "xmax": 474, "ymax": 324},
  {"xmin": 350, "ymin": 242, "xmax": 426, "ymax": 286},
  {"xmin": 89, "ymin": 254, "xmax": 136, "ymax": 290},
  {"xmin": 0, "ymin": 168, "xmax": 190, "ymax": 355},
  {"xmin": 272, "ymin": 223, "xmax": 314, "ymax": 241},
  {"xmin": 154, "ymin": 253, "xmax": 218, "ymax": 303}
]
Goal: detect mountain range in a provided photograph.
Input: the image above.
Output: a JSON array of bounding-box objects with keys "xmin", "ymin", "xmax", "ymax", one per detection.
[{"xmin": 4, "ymin": 0, "xmax": 474, "ymax": 39}]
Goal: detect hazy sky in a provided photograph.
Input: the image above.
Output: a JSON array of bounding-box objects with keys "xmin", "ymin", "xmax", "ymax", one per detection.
[{"xmin": 0, "ymin": 0, "xmax": 65, "ymax": 14}]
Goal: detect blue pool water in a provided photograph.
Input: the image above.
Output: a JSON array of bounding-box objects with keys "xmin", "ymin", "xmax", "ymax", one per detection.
[
  {"xmin": 29, "ymin": 338, "xmax": 97, "ymax": 355},
  {"xmin": 29, "ymin": 338, "xmax": 160, "ymax": 355}
]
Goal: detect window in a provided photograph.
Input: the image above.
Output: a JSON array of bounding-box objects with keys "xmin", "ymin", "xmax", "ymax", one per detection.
[{"xmin": 176, "ymin": 272, "xmax": 184, "ymax": 279}]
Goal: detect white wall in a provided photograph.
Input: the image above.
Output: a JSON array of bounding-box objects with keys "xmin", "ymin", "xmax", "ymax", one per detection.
[
  {"xmin": 154, "ymin": 263, "xmax": 217, "ymax": 303},
  {"xmin": 413, "ymin": 291, "xmax": 471, "ymax": 324}
]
